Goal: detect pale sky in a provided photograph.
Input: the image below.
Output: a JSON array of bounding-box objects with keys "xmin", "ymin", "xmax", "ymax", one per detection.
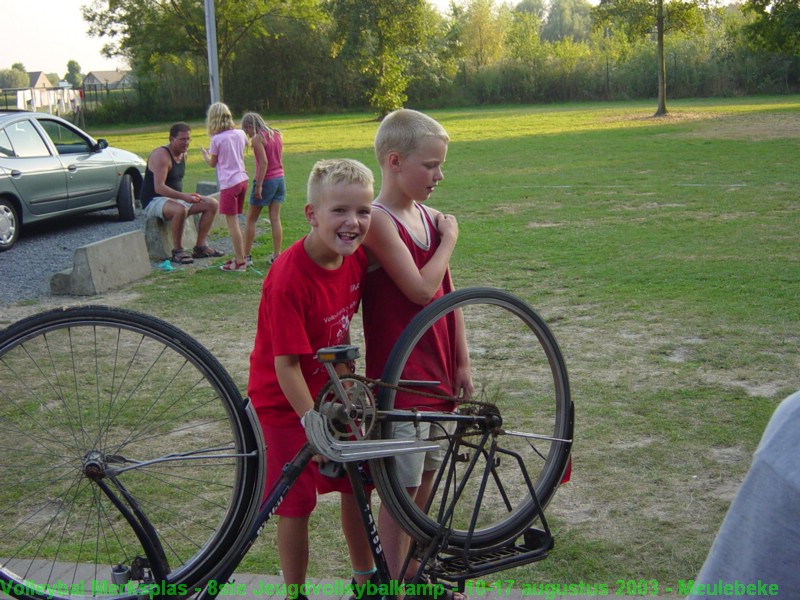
[{"xmin": 4, "ymin": 1, "xmax": 125, "ymax": 77}]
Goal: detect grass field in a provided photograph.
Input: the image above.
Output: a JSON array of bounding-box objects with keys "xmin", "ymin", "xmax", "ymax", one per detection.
[{"xmin": 15, "ymin": 97, "xmax": 800, "ymax": 591}]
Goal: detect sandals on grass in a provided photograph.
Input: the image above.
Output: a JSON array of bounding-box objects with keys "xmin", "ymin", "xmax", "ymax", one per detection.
[
  {"xmin": 171, "ymin": 248, "xmax": 194, "ymax": 264},
  {"xmin": 192, "ymin": 245, "xmax": 225, "ymax": 258}
]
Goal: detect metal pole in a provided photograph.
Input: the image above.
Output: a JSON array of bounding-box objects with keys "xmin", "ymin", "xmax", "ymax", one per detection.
[{"xmin": 204, "ymin": 0, "xmax": 220, "ymax": 104}]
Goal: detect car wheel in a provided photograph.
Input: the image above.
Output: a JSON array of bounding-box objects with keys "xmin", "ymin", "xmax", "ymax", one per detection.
[
  {"xmin": 0, "ymin": 199, "xmax": 20, "ymax": 252},
  {"xmin": 117, "ymin": 173, "xmax": 136, "ymax": 222}
]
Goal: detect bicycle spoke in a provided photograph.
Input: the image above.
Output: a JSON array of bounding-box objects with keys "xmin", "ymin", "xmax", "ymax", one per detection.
[{"xmin": 0, "ymin": 307, "xmax": 262, "ymax": 600}]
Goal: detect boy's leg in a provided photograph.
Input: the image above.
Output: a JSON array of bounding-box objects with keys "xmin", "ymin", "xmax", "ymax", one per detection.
[
  {"xmin": 341, "ymin": 491, "xmax": 376, "ymax": 585},
  {"xmin": 277, "ymin": 515, "xmax": 310, "ymax": 587},
  {"xmin": 377, "ymin": 495, "xmax": 417, "ymax": 582}
]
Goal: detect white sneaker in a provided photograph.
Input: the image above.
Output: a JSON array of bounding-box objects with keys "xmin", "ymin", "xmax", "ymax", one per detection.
[
  {"xmin": 267, "ymin": 254, "xmax": 278, "ymax": 265},
  {"xmin": 245, "ymin": 255, "xmax": 254, "ymax": 267}
]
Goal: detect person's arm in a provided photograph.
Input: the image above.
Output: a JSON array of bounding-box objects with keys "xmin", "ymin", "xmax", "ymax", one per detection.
[
  {"xmin": 200, "ymin": 147, "xmax": 218, "ymax": 168},
  {"xmin": 151, "ymin": 148, "xmax": 197, "ymax": 203},
  {"xmin": 364, "ymin": 208, "xmax": 458, "ymax": 306},
  {"xmin": 448, "ymin": 270, "xmax": 473, "ymax": 400},
  {"xmin": 252, "ymin": 135, "xmax": 268, "ymax": 200},
  {"xmin": 274, "ymin": 354, "xmax": 315, "ymax": 420}
]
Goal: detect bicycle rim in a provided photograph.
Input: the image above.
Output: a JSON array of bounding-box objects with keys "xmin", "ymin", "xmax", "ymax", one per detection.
[
  {"xmin": 0, "ymin": 306, "xmax": 262, "ymax": 600},
  {"xmin": 371, "ymin": 288, "xmax": 573, "ymax": 551}
]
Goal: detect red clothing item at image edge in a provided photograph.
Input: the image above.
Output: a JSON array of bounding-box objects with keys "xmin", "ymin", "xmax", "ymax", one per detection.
[
  {"xmin": 362, "ymin": 203, "xmax": 457, "ymax": 412},
  {"xmin": 248, "ymin": 237, "xmax": 369, "ymax": 427}
]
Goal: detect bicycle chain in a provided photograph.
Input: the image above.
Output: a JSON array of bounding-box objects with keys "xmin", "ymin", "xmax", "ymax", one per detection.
[{"xmin": 318, "ymin": 373, "xmax": 502, "ymax": 441}]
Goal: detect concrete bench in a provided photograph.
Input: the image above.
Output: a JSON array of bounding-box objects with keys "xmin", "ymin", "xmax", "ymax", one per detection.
[
  {"xmin": 51, "ymin": 231, "xmax": 151, "ymax": 296},
  {"xmin": 143, "ymin": 182, "xmax": 226, "ymax": 260}
]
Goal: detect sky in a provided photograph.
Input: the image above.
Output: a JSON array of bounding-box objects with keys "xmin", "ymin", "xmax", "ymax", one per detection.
[
  {"xmin": 4, "ymin": 1, "xmax": 126, "ymax": 77},
  {"xmin": 3, "ymin": 0, "xmax": 458, "ymax": 78}
]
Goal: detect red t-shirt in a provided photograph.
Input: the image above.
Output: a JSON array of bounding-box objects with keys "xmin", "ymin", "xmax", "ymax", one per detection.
[
  {"xmin": 362, "ymin": 203, "xmax": 457, "ymax": 412},
  {"xmin": 248, "ymin": 238, "xmax": 369, "ymax": 426}
]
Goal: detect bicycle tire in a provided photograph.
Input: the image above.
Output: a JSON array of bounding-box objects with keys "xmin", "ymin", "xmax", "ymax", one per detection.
[
  {"xmin": 371, "ymin": 288, "xmax": 573, "ymax": 552},
  {"xmin": 0, "ymin": 306, "xmax": 263, "ymax": 600}
]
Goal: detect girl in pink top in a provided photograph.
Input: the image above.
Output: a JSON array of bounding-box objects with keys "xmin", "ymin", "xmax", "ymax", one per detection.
[
  {"xmin": 241, "ymin": 112, "xmax": 285, "ymax": 267},
  {"xmin": 202, "ymin": 102, "xmax": 249, "ymax": 272}
]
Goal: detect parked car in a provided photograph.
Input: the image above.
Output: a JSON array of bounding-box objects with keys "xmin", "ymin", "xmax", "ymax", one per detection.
[{"xmin": 0, "ymin": 111, "xmax": 146, "ymax": 251}]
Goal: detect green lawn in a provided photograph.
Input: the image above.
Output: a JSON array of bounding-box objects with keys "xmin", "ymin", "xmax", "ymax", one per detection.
[{"xmin": 80, "ymin": 96, "xmax": 800, "ymax": 589}]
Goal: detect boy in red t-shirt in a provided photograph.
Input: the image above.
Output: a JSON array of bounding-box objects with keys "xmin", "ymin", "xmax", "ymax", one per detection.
[
  {"xmin": 361, "ymin": 109, "xmax": 473, "ymax": 593},
  {"xmin": 248, "ymin": 158, "xmax": 375, "ymax": 599}
]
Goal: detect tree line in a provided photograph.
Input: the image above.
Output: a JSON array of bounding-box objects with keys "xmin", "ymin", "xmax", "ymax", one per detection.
[{"xmin": 79, "ymin": 0, "xmax": 800, "ymax": 122}]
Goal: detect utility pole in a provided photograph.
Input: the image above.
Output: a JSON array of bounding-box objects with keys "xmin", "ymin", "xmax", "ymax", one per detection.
[{"xmin": 204, "ymin": 0, "xmax": 220, "ymax": 103}]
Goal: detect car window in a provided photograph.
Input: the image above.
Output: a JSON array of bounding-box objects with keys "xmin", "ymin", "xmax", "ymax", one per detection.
[
  {"xmin": 4, "ymin": 119, "xmax": 51, "ymax": 158},
  {"xmin": 0, "ymin": 130, "xmax": 14, "ymax": 157},
  {"xmin": 39, "ymin": 120, "xmax": 92, "ymax": 155}
]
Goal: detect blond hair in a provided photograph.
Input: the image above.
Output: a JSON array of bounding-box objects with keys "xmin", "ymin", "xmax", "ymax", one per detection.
[
  {"xmin": 206, "ymin": 102, "xmax": 235, "ymax": 136},
  {"xmin": 374, "ymin": 109, "xmax": 449, "ymax": 166},
  {"xmin": 307, "ymin": 159, "xmax": 374, "ymax": 207},
  {"xmin": 241, "ymin": 112, "xmax": 279, "ymax": 141}
]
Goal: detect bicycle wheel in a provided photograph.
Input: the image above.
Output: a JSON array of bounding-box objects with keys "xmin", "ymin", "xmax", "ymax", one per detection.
[
  {"xmin": 0, "ymin": 306, "xmax": 263, "ymax": 600},
  {"xmin": 371, "ymin": 288, "xmax": 573, "ymax": 552}
]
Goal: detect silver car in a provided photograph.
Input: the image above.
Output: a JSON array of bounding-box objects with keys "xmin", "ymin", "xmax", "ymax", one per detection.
[{"xmin": 0, "ymin": 111, "xmax": 146, "ymax": 251}]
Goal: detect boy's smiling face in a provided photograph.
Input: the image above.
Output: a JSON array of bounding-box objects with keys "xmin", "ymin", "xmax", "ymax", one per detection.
[{"xmin": 305, "ymin": 182, "xmax": 373, "ymax": 267}]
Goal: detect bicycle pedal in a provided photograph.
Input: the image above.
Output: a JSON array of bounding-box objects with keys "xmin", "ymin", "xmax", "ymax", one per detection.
[{"xmin": 316, "ymin": 345, "xmax": 359, "ymax": 363}]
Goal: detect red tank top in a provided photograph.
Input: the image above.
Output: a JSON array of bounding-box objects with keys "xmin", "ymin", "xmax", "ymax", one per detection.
[{"xmin": 362, "ymin": 203, "xmax": 457, "ymax": 411}]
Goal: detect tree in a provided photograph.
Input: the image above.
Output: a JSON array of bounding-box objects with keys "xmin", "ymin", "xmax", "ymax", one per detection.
[
  {"xmin": 0, "ymin": 68, "xmax": 29, "ymax": 89},
  {"xmin": 593, "ymin": 0, "xmax": 705, "ymax": 115},
  {"xmin": 81, "ymin": 0, "xmax": 320, "ymax": 99},
  {"xmin": 456, "ymin": 0, "xmax": 512, "ymax": 69},
  {"xmin": 330, "ymin": 0, "xmax": 429, "ymax": 117},
  {"xmin": 542, "ymin": 0, "xmax": 594, "ymax": 42},
  {"xmin": 743, "ymin": 0, "xmax": 800, "ymax": 55},
  {"xmin": 65, "ymin": 60, "xmax": 83, "ymax": 88}
]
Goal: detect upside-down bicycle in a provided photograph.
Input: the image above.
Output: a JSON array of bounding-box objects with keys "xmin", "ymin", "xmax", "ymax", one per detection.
[{"xmin": 0, "ymin": 287, "xmax": 574, "ymax": 600}]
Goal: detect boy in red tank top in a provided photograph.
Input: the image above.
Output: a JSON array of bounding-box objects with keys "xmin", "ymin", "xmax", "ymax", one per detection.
[
  {"xmin": 248, "ymin": 159, "xmax": 375, "ymax": 599},
  {"xmin": 361, "ymin": 109, "xmax": 473, "ymax": 594}
]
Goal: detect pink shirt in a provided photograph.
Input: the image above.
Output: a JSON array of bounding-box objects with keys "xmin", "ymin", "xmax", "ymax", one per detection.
[{"xmin": 209, "ymin": 129, "xmax": 248, "ymax": 190}]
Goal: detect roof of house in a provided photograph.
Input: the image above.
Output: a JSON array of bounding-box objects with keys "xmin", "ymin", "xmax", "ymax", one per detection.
[
  {"xmin": 85, "ymin": 70, "xmax": 134, "ymax": 85},
  {"xmin": 27, "ymin": 71, "xmax": 50, "ymax": 88}
]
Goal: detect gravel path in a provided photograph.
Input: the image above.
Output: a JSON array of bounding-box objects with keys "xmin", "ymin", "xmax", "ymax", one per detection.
[
  {"xmin": 0, "ymin": 209, "xmax": 231, "ymax": 309},
  {"xmin": 0, "ymin": 210, "xmax": 148, "ymax": 306}
]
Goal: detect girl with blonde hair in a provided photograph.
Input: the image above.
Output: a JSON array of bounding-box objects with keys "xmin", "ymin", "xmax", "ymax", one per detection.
[
  {"xmin": 241, "ymin": 112, "xmax": 285, "ymax": 266},
  {"xmin": 201, "ymin": 102, "xmax": 249, "ymax": 271}
]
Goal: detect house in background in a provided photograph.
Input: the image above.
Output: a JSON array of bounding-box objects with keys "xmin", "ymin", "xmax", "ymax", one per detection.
[
  {"xmin": 83, "ymin": 70, "xmax": 137, "ymax": 91},
  {"xmin": 27, "ymin": 72, "xmax": 50, "ymax": 89}
]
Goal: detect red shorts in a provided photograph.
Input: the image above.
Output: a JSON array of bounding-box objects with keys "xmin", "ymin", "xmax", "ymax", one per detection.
[
  {"xmin": 219, "ymin": 181, "xmax": 247, "ymax": 215},
  {"xmin": 260, "ymin": 420, "xmax": 353, "ymax": 518}
]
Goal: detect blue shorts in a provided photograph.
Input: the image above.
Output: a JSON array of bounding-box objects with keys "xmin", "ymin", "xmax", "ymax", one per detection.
[{"xmin": 249, "ymin": 177, "xmax": 286, "ymax": 207}]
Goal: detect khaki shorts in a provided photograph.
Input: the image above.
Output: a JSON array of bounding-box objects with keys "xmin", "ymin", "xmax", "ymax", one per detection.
[
  {"xmin": 388, "ymin": 420, "xmax": 455, "ymax": 488},
  {"xmin": 143, "ymin": 196, "xmax": 192, "ymax": 219}
]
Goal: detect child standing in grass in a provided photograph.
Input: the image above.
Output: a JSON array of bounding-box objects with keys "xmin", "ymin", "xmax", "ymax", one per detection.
[
  {"xmin": 201, "ymin": 102, "xmax": 249, "ymax": 272},
  {"xmin": 241, "ymin": 112, "xmax": 285, "ymax": 267},
  {"xmin": 361, "ymin": 109, "xmax": 473, "ymax": 594},
  {"xmin": 248, "ymin": 159, "xmax": 376, "ymax": 599}
]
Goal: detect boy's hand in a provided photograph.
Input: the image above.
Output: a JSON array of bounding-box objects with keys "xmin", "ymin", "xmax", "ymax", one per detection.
[{"xmin": 437, "ymin": 213, "xmax": 459, "ymax": 241}]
